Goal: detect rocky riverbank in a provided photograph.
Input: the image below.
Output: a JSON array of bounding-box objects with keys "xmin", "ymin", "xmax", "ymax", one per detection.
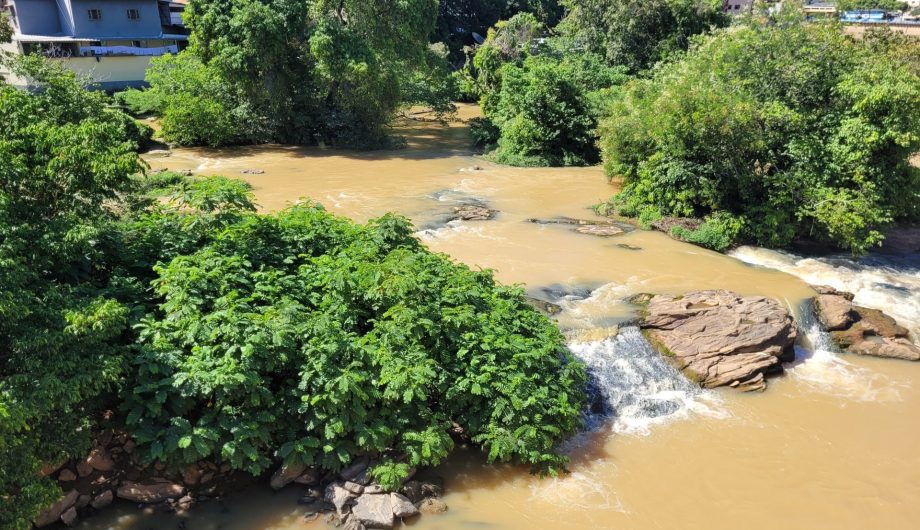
[{"xmin": 34, "ymin": 434, "xmax": 447, "ymax": 529}]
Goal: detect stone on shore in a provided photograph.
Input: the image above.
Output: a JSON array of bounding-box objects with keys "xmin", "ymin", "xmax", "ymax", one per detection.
[
  {"xmin": 814, "ymin": 286, "xmax": 920, "ymax": 361},
  {"xmin": 390, "ymin": 493, "xmax": 419, "ymax": 518},
  {"xmin": 640, "ymin": 290, "xmax": 797, "ymax": 391},
  {"xmin": 270, "ymin": 462, "xmax": 305, "ymax": 490},
  {"xmin": 326, "ymin": 483, "xmax": 356, "ymax": 515},
  {"xmin": 116, "ymin": 481, "xmax": 185, "ymax": 503},
  {"xmin": 91, "ymin": 490, "xmax": 114, "ymax": 510},
  {"xmin": 34, "ymin": 489, "xmax": 79, "ymax": 527},
  {"xmin": 350, "ymin": 494, "xmax": 394, "ymax": 529}
]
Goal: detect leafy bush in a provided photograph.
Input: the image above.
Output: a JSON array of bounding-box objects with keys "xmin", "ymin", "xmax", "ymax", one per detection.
[
  {"xmin": 470, "ymin": 14, "xmax": 629, "ymax": 166},
  {"xmin": 600, "ymin": 20, "xmax": 920, "ymax": 253},
  {"xmin": 122, "ymin": 195, "xmax": 586, "ymax": 486},
  {"xmin": 0, "ymin": 57, "xmax": 144, "ymax": 529},
  {"xmin": 671, "ymin": 213, "xmax": 745, "ymax": 252}
]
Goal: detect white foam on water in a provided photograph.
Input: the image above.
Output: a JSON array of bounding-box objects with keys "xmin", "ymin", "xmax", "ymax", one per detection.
[
  {"xmin": 415, "ymin": 220, "xmax": 504, "ymax": 243},
  {"xmin": 527, "ymin": 466, "xmax": 625, "ymax": 512},
  {"xmin": 569, "ymin": 327, "xmax": 728, "ymax": 437},
  {"xmin": 786, "ymin": 320, "xmax": 909, "ymax": 403},
  {"xmin": 730, "ymin": 246, "xmax": 920, "ymax": 339}
]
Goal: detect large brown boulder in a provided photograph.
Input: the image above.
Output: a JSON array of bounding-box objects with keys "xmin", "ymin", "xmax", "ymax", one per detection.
[
  {"xmin": 34, "ymin": 489, "xmax": 79, "ymax": 528},
  {"xmin": 640, "ymin": 290, "xmax": 797, "ymax": 391},
  {"xmin": 813, "ymin": 286, "xmax": 920, "ymax": 361}
]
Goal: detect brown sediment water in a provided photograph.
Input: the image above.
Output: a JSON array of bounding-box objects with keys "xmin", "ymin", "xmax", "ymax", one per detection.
[{"xmin": 80, "ymin": 105, "xmax": 920, "ymax": 530}]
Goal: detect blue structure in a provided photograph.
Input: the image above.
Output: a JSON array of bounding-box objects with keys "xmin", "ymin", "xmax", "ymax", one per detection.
[{"xmin": 2, "ymin": 0, "xmax": 189, "ymax": 90}]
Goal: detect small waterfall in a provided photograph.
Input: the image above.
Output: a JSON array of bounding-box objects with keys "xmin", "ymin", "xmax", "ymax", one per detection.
[
  {"xmin": 730, "ymin": 245, "xmax": 920, "ymax": 339},
  {"xmin": 570, "ymin": 327, "xmax": 726, "ymax": 435},
  {"xmin": 786, "ymin": 300, "xmax": 906, "ymax": 402}
]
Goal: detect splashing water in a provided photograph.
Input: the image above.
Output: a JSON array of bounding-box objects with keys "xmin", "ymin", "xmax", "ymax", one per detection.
[
  {"xmin": 569, "ymin": 327, "xmax": 728, "ymax": 436},
  {"xmin": 730, "ymin": 246, "xmax": 920, "ymax": 339},
  {"xmin": 785, "ymin": 304, "xmax": 909, "ymax": 403}
]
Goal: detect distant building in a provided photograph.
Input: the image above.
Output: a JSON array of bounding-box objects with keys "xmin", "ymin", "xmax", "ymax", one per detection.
[
  {"xmin": 1, "ymin": 0, "xmax": 189, "ymax": 90},
  {"xmin": 723, "ymin": 0, "xmax": 754, "ymax": 14}
]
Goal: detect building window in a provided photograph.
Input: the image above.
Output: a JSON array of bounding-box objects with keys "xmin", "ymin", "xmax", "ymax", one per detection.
[
  {"xmin": 88, "ymin": 9, "xmax": 102, "ymax": 21},
  {"xmin": 127, "ymin": 8, "xmax": 140, "ymax": 20},
  {"xmin": 132, "ymin": 40, "xmax": 143, "ymax": 48}
]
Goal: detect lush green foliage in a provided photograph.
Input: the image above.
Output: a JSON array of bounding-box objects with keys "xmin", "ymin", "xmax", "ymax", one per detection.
[
  {"xmin": 2, "ymin": 53, "xmax": 587, "ymax": 527},
  {"xmin": 0, "ymin": 57, "xmax": 145, "ymax": 529},
  {"xmin": 559, "ymin": 0, "xmax": 728, "ymax": 73},
  {"xmin": 470, "ymin": 14, "xmax": 628, "ymax": 166},
  {"xmin": 671, "ymin": 213, "xmax": 745, "ymax": 252},
  {"xmin": 600, "ymin": 21, "xmax": 920, "ymax": 253},
  {"xmin": 433, "ymin": 0, "xmax": 564, "ymax": 64},
  {"xmin": 120, "ymin": 0, "xmax": 450, "ymax": 148},
  {"xmin": 123, "ymin": 198, "xmax": 586, "ymax": 487}
]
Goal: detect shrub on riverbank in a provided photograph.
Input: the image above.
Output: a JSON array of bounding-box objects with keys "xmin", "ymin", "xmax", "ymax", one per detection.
[
  {"xmin": 2, "ymin": 55, "xmax": 587, "ymax": 528},
  {"xmin": 124, "ymin": 198, "xmax": 586, "ymax": 488},
  {"xmin": 0, "ymin": 57, "xmax": 145, "ymax": 529},
  {"xmin": 599, "ymin": 20, "xmax": 920, "ymax": 254}
]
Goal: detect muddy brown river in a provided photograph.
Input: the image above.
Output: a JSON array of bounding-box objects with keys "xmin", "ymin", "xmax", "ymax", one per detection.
[{"xmin": 81, "ymin": 105, "xmax": 920, "ymax": 530}]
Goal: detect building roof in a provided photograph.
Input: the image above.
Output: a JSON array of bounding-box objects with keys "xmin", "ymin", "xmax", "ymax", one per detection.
[{"xmin": 14, "ymin": 33, "xmax": 189, "ymax": 42}]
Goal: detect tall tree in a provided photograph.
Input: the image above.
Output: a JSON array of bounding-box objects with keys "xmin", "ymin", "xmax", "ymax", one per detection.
[{"xmin": 560, "ymin": 0, "xmax": 727, "ymax": 73}]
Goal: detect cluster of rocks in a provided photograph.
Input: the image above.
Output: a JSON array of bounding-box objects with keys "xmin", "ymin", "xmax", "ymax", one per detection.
[
  {"xmin": 813, "ymin": 285, "xmax": 920, "ymax": 361},
  {"xmin": 637, "ymin": 290, "xmax": 798, "ymax": 392},
  {"xmin": 527, "ymin": 217, "xmax": 632, "ymax": 238},
  {"xmin": 635, "ymin": 288, "xmax": 918, "ymax": 392},
  {"xmin": 34, "ymin": 430, "xmax": 236, "ymax": 528},
  {"xmin": 270, "ymin": 457, "xmax": 447, "ymax": 530},
  {"xmin": 452, "ymin": 204, "xmax": 496, "ymax": 221}
]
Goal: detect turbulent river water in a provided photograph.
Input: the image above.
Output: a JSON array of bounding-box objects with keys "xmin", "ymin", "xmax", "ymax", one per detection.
[{"xmin": 81, "ymin": 105, "xmax": 920, "ymax": 530}]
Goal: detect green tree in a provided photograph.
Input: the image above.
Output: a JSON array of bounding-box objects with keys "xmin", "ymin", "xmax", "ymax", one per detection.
[
  {"xmin": 599, "ymin": 21, "xmax": 920, "ymax": 253},
  {"xmin": 0, "ymin": 57, "xmax": 144, "ymax": 529},
  {"xmin": 559, "ymin": 0, "xmax": 728, "ymax": 73}
]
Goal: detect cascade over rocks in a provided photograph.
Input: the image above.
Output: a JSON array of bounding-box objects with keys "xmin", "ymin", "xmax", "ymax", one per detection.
[
  {"xmin": 639, "ymin": 290, "xmax": 797, "ymax": 391},
  {"xmin": 813, "ymin": 286, "xmax": 920, "ymax": 361}
]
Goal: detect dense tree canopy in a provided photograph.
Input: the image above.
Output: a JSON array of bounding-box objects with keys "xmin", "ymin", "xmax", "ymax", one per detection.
[
  {"xmin": 434, "ymin": 0, "xmax": 564, "ymax": 63},
  {"xmin": 599, "ymin": 21, "xmax": 920, "ymax": 253},
  {"xmin": 559, "ymin": 0, "xmax": 728, "ymax": 73},
  {"xmin": 0, "ymin": 57, "xmax": 146, "ymax": 529},
  {"xmin": 469, "ymin": 13, "xmax": 628, "ymax": 166},
  {"xmin": 120, "ymin": 0, "xmax": 452, "ymax": 147}
]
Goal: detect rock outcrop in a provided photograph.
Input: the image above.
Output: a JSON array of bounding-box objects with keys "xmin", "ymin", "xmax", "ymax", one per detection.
[
  {"xmin": 527, "ymin": 217, "xmax": 632, "ymax": 237},
  {"xmin": 452, "ymin": 204, "xmax": 496, "ymax": 221},
  {"xmin": 639, "ymin": 290, "xmax": 797, "ymax": 391},
  {"xmin": 813, "ymin": 286, "xmax": 920, "ymax": 361}
]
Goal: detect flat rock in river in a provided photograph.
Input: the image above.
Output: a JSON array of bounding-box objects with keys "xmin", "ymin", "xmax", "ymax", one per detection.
[
  {"xmin": 640, "ymin": 290, "xmax": 797, "ymax": 391},
  {"xmin": 813, "ymin": 286, "xmax": 920, "ymax": 361}
]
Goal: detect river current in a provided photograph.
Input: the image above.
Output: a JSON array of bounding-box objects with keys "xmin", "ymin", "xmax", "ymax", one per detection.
[{"xmin": 81, "ymin": 105, "xmax": 920, "ymax": 530}]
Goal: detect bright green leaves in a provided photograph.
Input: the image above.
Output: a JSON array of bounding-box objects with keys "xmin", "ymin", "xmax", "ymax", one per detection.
[
  {"xmin": 600, "ymin": 21, "xmax": 920, "ymax": 253},
  {"xmin": 125, "ymin": 188, "xmax": 586, "ymax": 484}
]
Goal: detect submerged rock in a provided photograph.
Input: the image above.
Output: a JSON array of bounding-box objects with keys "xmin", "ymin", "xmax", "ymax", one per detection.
[
  {"xmin": 814, "ymin": 286, "xmax": 920, "ymax": 361},
  {"xmin": 527, "ymin": 216, "xmax": 631, "ymax": 237},
  {"xmin": 640, "ymin": 290, "xmax": 797, "ymax": 391},
  {"xmin": 575, "ymin": 224, "xmax": 625, "ymax": 237},
  {"xmin": 526, "ymin": 296, "xmax": 563, "ymax": 316},
  {"xmin": 452, "ymin": 204, "xmax": 496, "ymax": 221}
]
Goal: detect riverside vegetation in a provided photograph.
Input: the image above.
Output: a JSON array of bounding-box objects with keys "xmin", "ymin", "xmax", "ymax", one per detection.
[
  {"xmin": 0, "ymin": 55, "xmax": 585, "ymax": 530},
  {"xmin": 3, "ymin": 1, "xmax": 920, "ymax": 528}
]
